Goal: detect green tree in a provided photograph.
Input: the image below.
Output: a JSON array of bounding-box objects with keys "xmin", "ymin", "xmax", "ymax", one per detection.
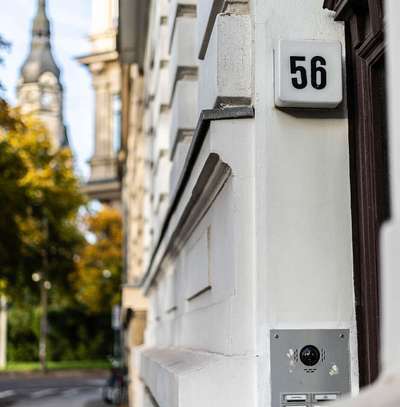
[
  {"xmin": 0, "ymin": 35, "xmax": 17, "ymax": 130},
  {"xmin": 0, "ymin": 111, "xmax": 85, "ymax": 370},
  {"xmin": 72, "ymin": 206, "xmax": 122, "ymax": 313},
  {"xmin": 0, "ymin": 113, "xmax": 84, "ymax": 299},
  {"xmin": 0, "ymin": 130, "xmax": 27, "ymax": 282}
]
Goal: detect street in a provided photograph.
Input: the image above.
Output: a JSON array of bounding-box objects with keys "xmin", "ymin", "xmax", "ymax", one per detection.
[{"xmin": 0, "ymin": 373, "xmax": 108, "ymax": 407}]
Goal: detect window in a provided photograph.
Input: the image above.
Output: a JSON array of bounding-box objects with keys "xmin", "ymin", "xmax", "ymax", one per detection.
[
  {"xmin": 113, "ymin": 94, "xmax": 121, "ymax": 153},
  {"xmin": 112, "ymin": 0, "xmax": 119, "ymax": 29}
]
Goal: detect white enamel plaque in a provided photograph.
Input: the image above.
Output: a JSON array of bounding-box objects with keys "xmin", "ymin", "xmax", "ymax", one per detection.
[{"xmin": 275, "ymin": 40, "xmax": 343, "ymax": 108}]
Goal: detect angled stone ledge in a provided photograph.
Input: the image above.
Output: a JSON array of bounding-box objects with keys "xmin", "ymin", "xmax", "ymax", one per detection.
[
  {"xmin": 138, "ymin": 347, "xmax": 254, "ymax": 407},
  {"xmin": 170, "ymin": 79, "xmax": 198, "ymax": 160},
  {"xmin": 153, "ymin": 154, "xmax": 171, "ymax": 209},
  {"xmin": 168, "ymin": 16, "xmax": 198, "ymax": 104},
  {"xmin": 168, "ymin": 0, "xmax": 197, "ymax": 53},
  {"xmin": 141, "ymin": 106, "xmax": 254, "ymax": 293},
  {"xmin": 198, "ymin": 13, "xmax": 252, "ymax": 111},
  {"xmin": 197, "ymin": 0, "xmax": 224, "ymax": 60},
  {"xmin": 153, "ymin": 109, "xmax": 171, "ymax": 167},
  {"xmin": 198, "ymin": 0, "xmax": 249, "ymax": 60},
  {"xmin": 170, "ymin": 136, "xmax": 192, "ymax": 196}
]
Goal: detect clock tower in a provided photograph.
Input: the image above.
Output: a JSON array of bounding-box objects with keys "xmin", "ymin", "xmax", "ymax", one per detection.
[{"xmin": 17, "ymin": 0, "xmax": 68, "ymax": 148}]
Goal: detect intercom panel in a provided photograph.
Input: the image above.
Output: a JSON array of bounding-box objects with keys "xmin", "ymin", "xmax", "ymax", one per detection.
[{"xmin": 270, "ymin": 329, "xmax": 351, "ymax": 407}]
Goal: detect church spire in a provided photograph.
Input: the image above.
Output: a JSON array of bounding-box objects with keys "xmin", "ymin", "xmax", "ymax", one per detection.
[
  {"xmin": 17, "ymin": 0, "xmax": 68, "ymax": 148},
  {"xmin": 32, "ymin": 0, "xmax": 50, "ymax": 38},
  {"xmin": 20, "ymin": 0, "xmax": 60, "ymax": 84}
]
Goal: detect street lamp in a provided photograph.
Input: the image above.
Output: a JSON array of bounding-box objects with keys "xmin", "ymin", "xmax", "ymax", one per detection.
[
  {"xmin": 43, "ymin": 281, "xmax": 52, "ymax": 290},
  {"xmin": 32, "ymin": 272, "xmax": 42, "ymax": 282},
  {"xmin": 0, "ymin": 296, "xmax": 7, "ymax": 369},
  {"xmin": 32, "ymin": 270, "xmax": 52, "ymax": 372}
]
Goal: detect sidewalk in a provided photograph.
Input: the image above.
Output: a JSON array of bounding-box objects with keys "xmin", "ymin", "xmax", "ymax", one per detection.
[{"xmin": 0, "ymin": 371, "xmax": 110, "ymax": 406}]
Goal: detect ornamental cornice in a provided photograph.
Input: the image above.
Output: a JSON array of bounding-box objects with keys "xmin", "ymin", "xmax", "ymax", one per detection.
[{"xmin": 323, "ymin": 0, "xmax": 367, "ymax": 21}]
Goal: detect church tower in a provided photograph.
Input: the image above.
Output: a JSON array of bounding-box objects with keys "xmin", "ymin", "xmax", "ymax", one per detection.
[{"xmin": 17, "ymin": 0, "xmax": 67, "ymax": 148}]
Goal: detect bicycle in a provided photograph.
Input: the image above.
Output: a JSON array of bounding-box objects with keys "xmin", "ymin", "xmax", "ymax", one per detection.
[{"xmin": 102, "ymin": 359, "xmax": 127, "ymax": 405}]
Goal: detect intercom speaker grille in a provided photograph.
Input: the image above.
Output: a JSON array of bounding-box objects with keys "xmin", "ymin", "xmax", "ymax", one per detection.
[
  {"xmin": 321, "ymin": 348, "xmax": 327, "ymax": 363},
  {"xmin": 294, "ymin": 349, "xmax": 299, "ymax": 363}
]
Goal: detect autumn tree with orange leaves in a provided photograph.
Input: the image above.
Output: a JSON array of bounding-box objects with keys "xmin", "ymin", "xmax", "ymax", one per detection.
[{"xmin": 72, "ymin": 206, "xmax": 122, "ymax": 313}]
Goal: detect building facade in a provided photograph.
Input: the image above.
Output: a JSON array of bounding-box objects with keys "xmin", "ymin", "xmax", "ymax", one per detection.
[
  {"xmin": 78, "ymin": 4, "xmax": 149, "ymax": 403},
  {"xmin": 117, "ymin": 0, "xmax": 400, "ymax": 406},
  {"xmin": 17, "ymin": 0, "xmax": 67, "ymax": 148},
  {"xmin": 79, "ymin": 0, "xmax": 121, "ymax": 205},
  {"xmin": 116, "ymin": 1, "xmax": 149, "ymax": 403}
]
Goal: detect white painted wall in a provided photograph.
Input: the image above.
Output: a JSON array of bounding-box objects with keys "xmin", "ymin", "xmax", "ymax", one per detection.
[
  {"xmin": 139, "ymin": 114, "xmax": 257, "ymax": 407},
  {"xmin": 137, "ymin": 1, "xmax": 358, "ymax": 406},
  {"xmin": 252, "ymin": 1, "xmax": 357, "ymax": 405}
]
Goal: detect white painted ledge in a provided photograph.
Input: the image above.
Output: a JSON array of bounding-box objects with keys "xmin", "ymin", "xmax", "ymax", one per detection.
[
  {"xmin": 170, "ymin": 137, "xmax": 191, "ymax": 195},
  {"xmin": 168, "ymin": 17, "xmax": 198, "ymax": 103},
  {"xmin": 198, "ymin": 13, "xmax": 252, "ymax": 111},
  {"xmin": 138, "ymin": 347, "xmax": 254, "ymax": 407},
  {"xmin": 197, "ymin": 0, "xmax": 223, "ymax": 59},
  {"xmin": 153, "ymin": 109, "xmax": 171, "ymax": 166},
  {"xmin": 168, "ymin": 0, "xmax": 197, "ymax": 51},
  {"xmin": 170, "ymin": 80, "xmax": 198, "ymax": 158}
]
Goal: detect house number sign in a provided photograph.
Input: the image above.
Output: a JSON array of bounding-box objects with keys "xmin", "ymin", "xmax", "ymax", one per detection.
[{"xmin": 275, "ymin": 40, "xmax": 343, "ymax": 108}]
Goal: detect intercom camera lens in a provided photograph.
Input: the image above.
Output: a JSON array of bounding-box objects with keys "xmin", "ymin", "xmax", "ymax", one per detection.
[{"xmin": 300, "ymin": 345, "xmax": 320, "ymax": 366}]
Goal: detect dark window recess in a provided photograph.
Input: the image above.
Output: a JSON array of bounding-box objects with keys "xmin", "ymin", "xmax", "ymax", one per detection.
[
  {"xmin": 323, "ymin": 0, "xmax": 390, "ymax": 387},
  {"xmin": 372, "ymin": 61, "xmax": 390, "ymax": 223}
]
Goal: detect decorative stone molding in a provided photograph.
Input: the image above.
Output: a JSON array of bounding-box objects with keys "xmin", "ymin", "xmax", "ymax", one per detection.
[
  {"xmin": 138, "ymin": 347, "xmax": 254, "ymax": 407},
  {"xmin": 198, "ymin": 0, "xmax": 249, "ymax": 60},
  {"xmin": 168, "ymin": 2, "xmax": 197, "ymax": 53},
  {"xmin": 170, "ymin": 80, "xmax": 198, "ymax": 160},
  {"xmin": 168, "ymin": 16, "xmax": 198, "ymax": 105},
  {"xmin": 198, "ymin": 13, "xmax": 252, "ymax": 110},
  {"xmin": 144, "ymin": 152, "xmax": 231, "ymax": 293},
  {"xmin": 140, "ymin": 106, "xmax": 254, "ymax": 292},
  {"xmin": 323, "ymin": 0, "xmax": 368, "ymax": 21}
]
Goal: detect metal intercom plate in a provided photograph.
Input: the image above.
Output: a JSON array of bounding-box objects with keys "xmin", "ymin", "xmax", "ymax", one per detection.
[{"xmin": 270, "ymin": 329, "xmax": 351, "ymax": 407}]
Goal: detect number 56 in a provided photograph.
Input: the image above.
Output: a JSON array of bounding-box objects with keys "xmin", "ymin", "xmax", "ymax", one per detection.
[{"xmin": 290, "ymin": 56, "xmax": 327, "ymax": 90}]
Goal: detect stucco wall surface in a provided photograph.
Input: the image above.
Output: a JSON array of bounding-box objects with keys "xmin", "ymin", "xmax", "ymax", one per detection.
[
  {"xmin": 135, "ymin": 1, "xmax": 359, "ymax": 406},
  {"xmin": 253, "ymin": 0, "xmax": 358, "ymax": 405}
]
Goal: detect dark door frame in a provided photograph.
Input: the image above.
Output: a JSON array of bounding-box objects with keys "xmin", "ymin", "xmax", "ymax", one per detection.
[{"xmin": 323, "ymin": 0, "xmax": 388, "ymax": 387}]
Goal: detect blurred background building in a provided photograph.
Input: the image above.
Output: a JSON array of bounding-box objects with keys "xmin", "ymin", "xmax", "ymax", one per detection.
[
  {"xmin": 78, "ymin": 0, "xmax": 121, "ymax": 206},
  {"xmin": 80, "ymin": 0, "xmax": 150, "ymax": 404}
]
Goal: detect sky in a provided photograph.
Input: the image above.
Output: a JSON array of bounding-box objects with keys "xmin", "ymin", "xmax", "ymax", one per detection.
[{"xmin": 0, "ymin": 0, "xmax": 94, "ymax": 179}]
